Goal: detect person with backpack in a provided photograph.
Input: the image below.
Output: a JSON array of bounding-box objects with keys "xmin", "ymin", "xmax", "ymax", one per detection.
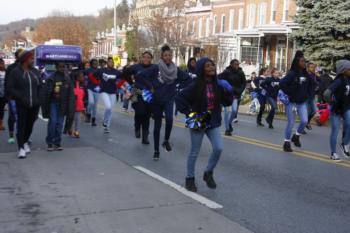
[
  {"xmin": 175, "ymin": 57, "xmax": 233, "ymax": 192},
  {"xmin": 260, "ymin": 68, "xmax": 280, "ymax": 129},
  {"xmin": 280, "ymin": 51, "xmax": 312, "ymax": 152},
  {"xmin": 135, "ymin": 45, "xmax": 190, "ymax": 160},
  {"xmin": 7, "ymin": 49, "xmax": 41, "ymax": 158},
  {"xmin": 41, "ymin": 62, "xmax": 75, "ymax": 151},
  {"xmin": 323, "ymin": 60, "xmax": 350, "ymax": 161}
]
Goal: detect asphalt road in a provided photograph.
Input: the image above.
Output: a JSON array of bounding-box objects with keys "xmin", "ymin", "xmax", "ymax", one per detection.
[{"xmin": 1, "ymin": 103, "xmax": 349, "ymax": 233}]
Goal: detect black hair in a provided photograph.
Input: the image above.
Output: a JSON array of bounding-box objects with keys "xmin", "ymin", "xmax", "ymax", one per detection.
[
  {"xmin": 142, "ymin": 51, "xmax": 153, "ymax": 58},
  {"xmin": 0, "ymin": 58, "xmax": 4, "ymax": 63},
  {"xmin": 259, "ymin": 67, "xmax": 267, "ymax": 76},
  {"xmin": 161, "ymin": 45, "xmax": 171, "ymax": 55},
  {"xmin": 230, "ymin": 59, "xmax": 239, "ymax": 65},
  {"xmin": 194, "ymin": 59, "xmax": 221, "ymax": 109},
  {"xmin": 90, "ymin": 58, "xmax": 98, "ymax": 66},
  {"xmin": 290, "ymin": 50, "xmax": 305, "ymax": 71},
  {"xmin": 107, "ymin": 57, "xmax": 113, "ymax": 61}
]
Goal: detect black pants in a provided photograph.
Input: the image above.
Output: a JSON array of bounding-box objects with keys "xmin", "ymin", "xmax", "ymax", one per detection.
[
  {"xmin": 132, "ymin": 100, "xmax": 151, "ymax": 136},
  {"xmin": 16, "ymin": 103, "xmax": 39, "ymax": 149},
  {"xmin": 257, "ymin": 96, "xmax": 266, "ymax": 124},
  {"xmin": 152, "ymin": 100, "xmax": 174, "ymax": 152},
  {"xmin": 0, "ymin": 97, "xmax": 6, "ymax": 120}
]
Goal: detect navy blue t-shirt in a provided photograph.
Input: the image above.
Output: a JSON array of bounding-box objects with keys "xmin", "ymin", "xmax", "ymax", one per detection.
[
  {"xmin": 93, "ymin": 68, "xmax": 121, "ymax": 94},
  {"xmin": 328, "ymin": 76, "xmax": 350, "ymax": 113}
]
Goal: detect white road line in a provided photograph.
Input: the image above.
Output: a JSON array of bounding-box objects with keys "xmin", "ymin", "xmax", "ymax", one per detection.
[
  {"xmin": 38, "ymin": 114, "xmax": 48, "ymax": 122},
  {"xmin": 133, "ymin": 166, "xmax": 223, "ymax": 209}
]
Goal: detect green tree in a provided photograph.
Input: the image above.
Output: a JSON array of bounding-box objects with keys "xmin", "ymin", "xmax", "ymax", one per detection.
[{"xmin": 293, "ymin": 0, "xmax": 350, "ymax": 70}]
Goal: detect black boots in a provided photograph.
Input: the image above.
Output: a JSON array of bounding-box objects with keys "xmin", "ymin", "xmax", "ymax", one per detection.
[
  {"xmin": 91, "ymin": 117, "xmax": 97, "ymax": 126},
  {"xmin": 162, "ymin": 141, "xmax": 172, "ymax": 152},
  {"xmin": 142, "ymin": 131, "xmax": 150, "ymax": 145},
  {"xmin": 135, "ymin": 129, "xmax": 141, "ymax": 139},
  {"xmin": 185, "ymin": 177, "xmax": 197, "ymax": 192},
  {"xmin": 203, "ymin": 171, "xmax": 217, "ymax": 189},
  {"xmin": 283, "ymin": 141, "xmax": 293, "ymax": 152},
  {"xmin": 153, "ymin": 151, "xmax": 160, "ymax": 161},
  {"xmin": 291, "ymin": 134, "xmax": 301, "ymax": 147},
  {"xmin": 85, "ymin": 113, "xmax": 91, "ymax": 123}
]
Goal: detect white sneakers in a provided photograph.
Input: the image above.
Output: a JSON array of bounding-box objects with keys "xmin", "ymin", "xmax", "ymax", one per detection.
[
  {"xmin": 17, "ymin": 148, "xmax": 26, "ymax": 159},
  {"xmin": 17, "ymin": 142, "xmax": 31, "ymax": 159},
  {"xmin": 330, "ymin": 153, "xmax": 341, "ymax": 162},
  {"xmin": 24, "ymin": 143, "xmax": 31, "ymax": 154}
]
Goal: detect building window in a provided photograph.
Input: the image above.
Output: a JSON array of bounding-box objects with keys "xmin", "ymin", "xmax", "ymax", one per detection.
[
  {"xmin": 221, "ymin": 14, "xmax": 225, "ymax": 33},
  {"xmin": 206, "ymin": 17, "xmax": 210, "ymax": 37},
  {"xmin": 283, "ymin": 0, "xmax": 290, "ymax": 21},
  {"xmin": 238, "ymin": 8, "xmax": 244, "ymax": 30},
  {"xmin": 198, "ymin": 17, "xmax": 203, "ymax": 38},
  {"xmin": 192, "ymin": 21, "xmax": 196, "ymax": 35},
  {"xmin": 271, "ymin": 0, "xmax": 277, "ymax": 23},
  {"xmin": 248, "ymin": 4, "xmax": 256, "ymax": 28},
  {"xmin": 213, "ymin": 15, "xmax": 218, "ymax": 34},
  {"xmin": 229, "ymin": 9, "xmax": 235, "ymax": 32},
  {"xmin": 259, "ymin": 2, "xmax": 267, "ymax": 25}
]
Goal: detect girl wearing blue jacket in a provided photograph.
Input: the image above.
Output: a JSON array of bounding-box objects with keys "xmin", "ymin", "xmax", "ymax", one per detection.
[
  {"xmin": 175, "ymin": 57, "xmax": 234, "ymax": 192},
  {"xmin": 280, "ymin": 51, "xmax": 312, "ymax": 152},
  {"xmin": 260, "ymin": 68, "xmax": 280, "ymax": 129},
  {"xmin": 125, "ymin": 51, "xmax": 155, "ymax": 145},
  {"xmin": 136, "ymin": 45, "xmax": 190, "ymax": 160}
]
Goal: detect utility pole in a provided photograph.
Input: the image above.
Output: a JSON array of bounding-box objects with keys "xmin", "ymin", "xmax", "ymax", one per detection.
[{"xmin": 114, "ymin": 0, "xmax": 117, "ymax": 48}]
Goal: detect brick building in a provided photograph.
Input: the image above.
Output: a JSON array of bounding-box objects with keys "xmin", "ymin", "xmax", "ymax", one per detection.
[{"xmin": 131, "ymin": 0, "xmax": 298, "ymax": 73}]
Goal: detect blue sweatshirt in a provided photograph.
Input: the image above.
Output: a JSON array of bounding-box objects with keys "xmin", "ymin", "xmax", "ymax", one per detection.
[
  {"xmin": 328, "ymin": 75, "xmax": 350, "ymax": 114},
  {"xmin": 127, "ymin": 64, "xmax": 155, "ymax": 89},
  {"xmin": 93, "ymin": 68, "xmax": 122, "ymax": 94},
  {"xmin": 135, "ymin": 64, "xmax": 190, "ymax": 105},
  {"xmin": 280, "ymin": 70, "xmax": 311, "ymax": 104},
  {"xmin": 253, "ymin": 76, "xmax": 266, "ymax": 96},
  {"xmin": 261, "ymin": 77, "xmax": 280, "ymax": 99}
]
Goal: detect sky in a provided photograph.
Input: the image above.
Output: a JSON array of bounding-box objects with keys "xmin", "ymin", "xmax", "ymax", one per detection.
[{"xmin": 0, "ymin": 0, "xmax": 118, "ymax": 24}]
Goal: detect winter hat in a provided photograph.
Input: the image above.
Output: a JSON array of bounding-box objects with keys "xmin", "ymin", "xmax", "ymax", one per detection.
[
  {"xmin": 195, "ymin": 57, "xmax": 214, "ymax": 78},
  {"xmin": 336, "ymin": 60, "xmax": 350, "ymax": 75},
  {"xmin": 18, "ymin": 49, "xmax": 34, "ymax": 64}
]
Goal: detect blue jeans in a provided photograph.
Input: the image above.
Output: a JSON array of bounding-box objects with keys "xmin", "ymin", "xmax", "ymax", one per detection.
[
  {"xmin": 101, "ymin": 93, "xmax": 116, "ymax": 128},
  {"xmin": 46, "ymin": 102, "xmax": 65, "ymax": 145},
  {"xmin": 307, "ymin": 96, "xmax": 317, "ymax": 122},
  {"xmin": 224, "ymin": 98, "xmax": 238, "ymax": 130},
  {"xmin": 284, "ymin": 102, "xmax": 308, "ymax": 140},
  {"xmin": 87, "ymin": 89, "xmax": 99, "ymax": 118},
  {"xmin": 330, "ymin": 110, "xmax": 350, "ymax": 154},
  {"xmin": 187, "ymin": 127, "xmax": 223, "ymax": 178}
]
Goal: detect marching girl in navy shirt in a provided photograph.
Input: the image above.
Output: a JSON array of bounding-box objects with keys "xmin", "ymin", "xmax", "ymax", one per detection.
[
  {"xmin": 124, "ymin": 51, "xmax": 155, "ymax": 145},
  {"xmin": 89, "ymin": 57, "xmax": 126, "ymax": 133},
  {"xmin": 135, "ymin": 45, "xmax": 190, "ymax": 160},
  {"xmin": 280, "ymin": 51, "xmax": 312, "ymax": 152},
  {"xmin": 261, "ymin": 68, "xmax": 280, "ymax": 129},
  {"xmin": 255, "ymin": 68, "xmax": 268, "ymax": 127}
]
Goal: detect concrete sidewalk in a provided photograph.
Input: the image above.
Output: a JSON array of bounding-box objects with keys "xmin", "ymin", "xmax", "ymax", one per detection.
[{"xmin": 0, "ymin": 147, "xmax": 253, "ymax": 233}]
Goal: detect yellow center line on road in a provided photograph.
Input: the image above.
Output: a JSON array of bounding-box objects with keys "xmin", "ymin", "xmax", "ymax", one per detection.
[{"xmin": 108, "ymin": 106, "xmax": 350, "ymax": 169}]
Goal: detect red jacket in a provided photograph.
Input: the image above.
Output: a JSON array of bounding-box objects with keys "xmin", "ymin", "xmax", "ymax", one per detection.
[{"xmin": 74, "ymin": 81, "xmax": 85, "ymax": 112}]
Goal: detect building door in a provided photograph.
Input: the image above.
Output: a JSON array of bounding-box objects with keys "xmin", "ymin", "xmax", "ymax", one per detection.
[{"xmin": 276, "ymin": 45, "xmax": 286, "ymax": 72}]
